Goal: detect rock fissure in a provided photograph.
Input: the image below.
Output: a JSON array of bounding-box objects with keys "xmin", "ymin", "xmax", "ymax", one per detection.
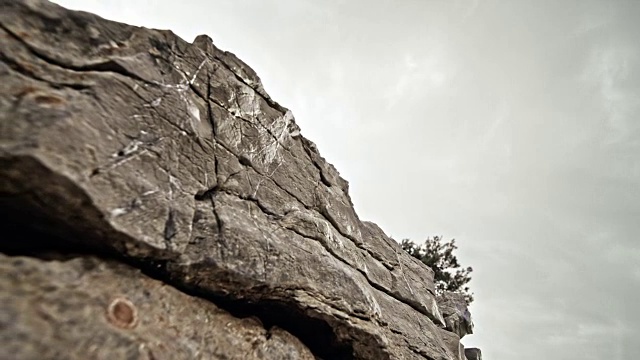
[
  {"xmin": 0, "ymin": 23, "xmax": 155, "ymax": 86},
  {"xmin": 207, "ymin": 125, "xmax": 325, "ymax": 217},
  {"xmin": 0, "ymin": 213, "xmax": 354, "ymax": 360},
  {"xmin": 283, "ymin": 221, "xmax": 423, "ymax": 320},
  {"xmin": 0, "ymin": 35, "xmax": 92, "ymax": 90}
]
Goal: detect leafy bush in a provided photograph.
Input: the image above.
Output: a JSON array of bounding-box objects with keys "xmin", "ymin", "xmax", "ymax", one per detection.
[{"xmin": 401, "ymin": 236, "xmax": 474, "ymax": 305}]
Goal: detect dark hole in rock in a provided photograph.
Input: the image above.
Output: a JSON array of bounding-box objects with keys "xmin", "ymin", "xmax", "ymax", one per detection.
[
  {"xmin": 107, "ymin": 298, "xmax": 138, "ymax": 329},
  {"xmin": 191, "ymin": 294, "xmax": 354, "ymax": 360}
]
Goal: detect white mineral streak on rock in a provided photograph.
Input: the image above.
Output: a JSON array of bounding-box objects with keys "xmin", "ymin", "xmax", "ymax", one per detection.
[
  {"xmin": 323, "ymin": 220, "xmax": 345, "ymax": 249},
  {"xmin": 142, "ymin": 190, "xmax": 158, "ymax": 197},
  {"xmin": 186, "ymin": 98, "xmax": 201, "ymax": 129},
  {"xmin": 431, "ymin": 299, "xmax": 446, "ymax": 326},
  {"xmin": 259, "ymin": 109, "xmax": 295, "ymax": 167},
  {"xmin": 363, "ymin": 285, "xmax": 383, "ymax": 319},
  {"xmin": 110, "ymin": 207, "xmax": 129, "ymax": 217},
  {"xmin": 114, "ymin": 140, "xmax": 143, "ymax": 158},
  {"xmin": 190, "ymin": 60, "xmax": 207, "ymax": 85},
  {"xmin": 145, "ymin": 58, "xmax": 208, "ymax": 138}
]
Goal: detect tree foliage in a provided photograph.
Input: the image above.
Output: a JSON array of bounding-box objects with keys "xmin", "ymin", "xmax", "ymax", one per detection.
[{"xmin": 401, "ymin": 236, "xmax": 474, "ymax": 305}]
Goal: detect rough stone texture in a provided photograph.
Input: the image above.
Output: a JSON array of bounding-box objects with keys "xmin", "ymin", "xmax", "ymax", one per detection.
[
  {"xmin": 464, "ymin": 348, "xmax": 482, "ymax": 360},
  {"xmin": 436, "ymin": 292, "xmax": 474, "ymax": 339},
  {"xmin": 437, "ymin": 330, "xmax": 466, "ymax": 360},
  {"xmin": 0, "ymin": 254, "xmax": 315, "ymax": 360},
  {"xmin": 0, "ymin": 0, "xmax": 479, "ymax": 359}
]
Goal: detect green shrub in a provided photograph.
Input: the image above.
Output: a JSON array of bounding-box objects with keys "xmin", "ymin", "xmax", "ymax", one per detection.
[{"xmin": 401, "ymin": 236, "xmax": 474, "ymax": 305}]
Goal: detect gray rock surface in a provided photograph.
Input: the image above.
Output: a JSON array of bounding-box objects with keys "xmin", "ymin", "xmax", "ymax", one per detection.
[
  {"xmin": 464, "ymin": 348, "xmax": 482, "ymax": 360},
  {"xmin": 0, "ymin": 254, "xmax": 315, "ymax": 360},
  {"xmin": 437, "ymin": 330, "xmax": 466, "ymax": 360},
  {"xmin": 436, "ymin": 292, "xmax": 474, "ymax": 339},
  {"xmin": 0, "ymin": 0, "xmax": 479, "ymax": 358}
]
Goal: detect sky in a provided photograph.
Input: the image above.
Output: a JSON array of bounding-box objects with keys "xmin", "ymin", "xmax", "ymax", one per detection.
[{"xmin": 51, "ymin": 1, "xmax": 640, "ymax": 359}]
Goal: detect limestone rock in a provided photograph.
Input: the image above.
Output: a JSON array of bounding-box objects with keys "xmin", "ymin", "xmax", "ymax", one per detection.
[
  {"xmin": 437, "ymin": 292, "xmax": 474, "ymax": 339},
  {"xmin": 465, "ymin": 348, "xmax": 482, "ymax": 360},
  {"xmin": 0, "ymin": 0, "xmax": 474, "ymax": 358},
  {"xmin": 437, "ymin": 329, "xmax": 467, "ymax": 360},
  {"xmin": 0, "ymin": 254, "xmax": 315, "ymax": 360}
]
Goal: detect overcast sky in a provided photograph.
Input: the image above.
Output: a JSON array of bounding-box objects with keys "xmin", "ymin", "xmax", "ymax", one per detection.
[{"xmin": 51, "ymin": 1, "xmax": 640, "ymax": 358}]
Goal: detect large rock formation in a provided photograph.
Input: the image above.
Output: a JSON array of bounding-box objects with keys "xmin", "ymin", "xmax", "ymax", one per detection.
[{"xmin": 0, "ymin": 0, "xmax": 480, "ymax": 359}]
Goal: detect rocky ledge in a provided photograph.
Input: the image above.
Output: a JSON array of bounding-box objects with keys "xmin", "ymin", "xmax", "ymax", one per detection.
[{"xmin": 0, "ymin": 1, "xmax": 479, "ymax": 359}]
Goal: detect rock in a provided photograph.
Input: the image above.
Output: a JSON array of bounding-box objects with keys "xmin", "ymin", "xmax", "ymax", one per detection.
[
  {"xmin": 0, "ymin": 254, "xmax": 315, "ymax": 360},
  {"xmin": 465, "ymin": 348, "xmax": 482, "ymax": 360},
  {"xmin": 437, "ymin": 329, "xmax": 467, "ymax": 360},
  {"xmin": 437, "ymin": 292, "xmax": 474, "ymax": 339},
  {"xmin": 0, "ymin": 0, "xmax": 474, "ymax": 359}
]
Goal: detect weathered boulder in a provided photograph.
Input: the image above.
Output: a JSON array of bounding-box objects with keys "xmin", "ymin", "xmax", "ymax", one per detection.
[
  {"xmin": 0, "ymin": 0, "xmax": 478, "ymax": 359},
  {"xmin": 0, "ymin": 254, "xmax": 315, "ymax": 360},
  {"xmin": 437, "ymin": 292, "xmax": 474, "ymax": 339},
  {"xmin": 465, "ymin": 348, "xmax": 482, "ymax": 360}
]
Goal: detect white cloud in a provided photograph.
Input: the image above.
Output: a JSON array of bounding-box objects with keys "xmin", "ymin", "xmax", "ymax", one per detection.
[
  {"xmin": 384, "ymin": 52, "xmax": 453, "ymax": 110},
  {"xmin": 584, "ymin": 45, "xmax": 640, "ymax": 145}
]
